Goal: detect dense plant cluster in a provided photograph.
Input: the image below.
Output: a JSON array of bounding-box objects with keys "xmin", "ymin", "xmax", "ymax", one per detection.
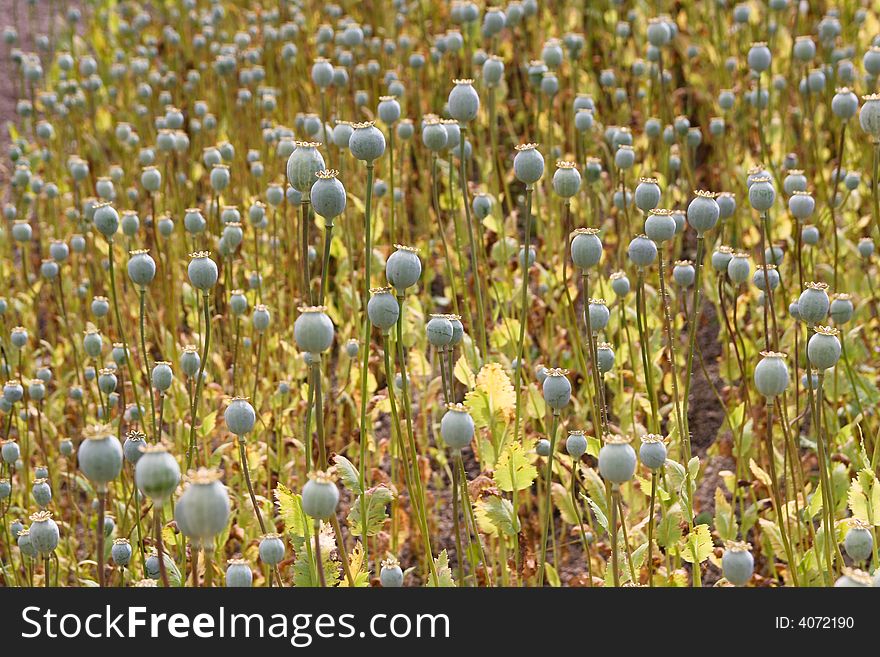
[{"xmin": 2, "ymin": 0, "xmax": 880, "ymax": 588}]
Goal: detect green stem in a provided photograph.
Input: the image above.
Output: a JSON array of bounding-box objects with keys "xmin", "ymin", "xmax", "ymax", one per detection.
[
  {"xmin": 187, "ymin": 294, "xmax": 211, "ymax": 471},
  {"xmin": 537, "ymin": 412, "xmax": 559, "ymax": 586},
  {"xmin": 357, "ymin": 162, "xmax": 374, "ymax": 570},
  {"xmin": 513, "ymin": 186, "xmax": 534, "ymax": 443},
  {"xmin": 458, "ymin": 126, "xmax": 488, "ymax": 360}
]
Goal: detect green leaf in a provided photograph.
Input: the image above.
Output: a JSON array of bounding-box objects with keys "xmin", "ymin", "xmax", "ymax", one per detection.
[
  {"xmin": 544, "ymin": 562, "xmax": 561, "ymax": 587},
  {"xmin": 631, "ymin": 542, "xmax": 648, "ymax": 571},
  {"xmin": 749, "ymin": 458, "xmax": 772, "ymax": 488},
  {"xmin": 758, "ymin": 518, "xmax": 788, "ymax": 562},
  {"xmin": 687, "ymin": 456, "xmax": 701, "ymax": 481},
  {"xmin": 426, "ymin": 549, "xmax": 456, "ymax": 587},
  {"xmin": 664, "ymin": 459, "xmax": 687, "ymax": 499},
  {"xmin": 740, "ymin": 503, "xmax": 759, "ymax": 537},
  {"xmin": 293, "ymin": 524, "xmax": 341, "ymax": 588},
  {"xmin": 579, "ymin": 465, "xmax": 608, "ymax": 520},
  {"xmin": 848, "ymin": 469, "xmax": 880, "ymax": 525},
  {"xmin": 551, "ymin": 482, "xmax": 579, "ymax": 525},
  {"xmin": 332, "ymin": 454, "xmax": 363, "ymax": 495},
  {"xmin": 349, "ymin": 485, "xmax": 393, "ymax": 537},
  {"xmin": 714, "ymin": 487, "xmax": 738, "ymax": 543},
  {"xmin": 338, "ymin": 541, "xmax": 370, "ymax": 587},
  {"xmin": 493, "ymin": 439, "xmax": 537, "ymax": 492},
  {"xmin": 679, "ymin": 523, "xmax": 713, "ymax": 564},
  {"xmin": 475, "ymin": 495, "xmax": 518, "ymax": 537},
  {"xmin": 274, "ymin": 483, "xmax": 307, "ymax": 545},
  {"xmin": 453, "ymin": 356, "xmax": 475, "ymax": 388},
  {"xmin": 807, "ymin": 487, "xmax": 823, "ymax": 519},
  {"xmin": 198, "ymin": 411, "xmax": 217, "ymax": 438},
  {"xmin": 656, "ymin": 503, "xmax": 683, "ymax": 549},
  {"xmin": 584, "ymin": 495, "xmax": 608, "ymax": 533}
]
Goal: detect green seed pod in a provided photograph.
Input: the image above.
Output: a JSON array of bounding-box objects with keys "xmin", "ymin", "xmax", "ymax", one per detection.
[
  {"xmin": 440, "ymin": 403, "xmax": 475, "ymax": 450},
  {"xmin": 386, "ymin": 244, "xmax": 421, "ymax": 292},
  {"xmin": 829, "ymin": 293, "xmax": 854, "ymax": 324},
  {"xmin": 78, "ymin": 425, "xmax": 123, "ymax": 490},
  {"xmin": 565, "ymin": 430, "xmax": 587, "ymax": 459},
  {"xmin": 686, "ymin": 190, "xmax": 720, "ymax": 234},
  {"xmin": 226, "ymin": 558, "xmax": 253, "ymax": 587},
  {"xmin": 301, "ymin": 470, "xmax": 340, "ymax": 519},
  {"xmin": 349, "ymin": 121, "xmax": 386, "ymax": 162},
  {"xmin": 426, "ymin": 314, "xmax": 454, "ymax": 347},
  {"xmin": 286, "ymin": 141, "xmax": 325, "ymax": 196},
  {"xmin": 634, "ymin": 177, "xmax": 661, "ymax": 213},
  {"xmin": 367, "ymin": 287, "xmax": 400, "ymax": 333},
  {"xmin": 748, "ymin": 177, "xmax": 776, "ymax": 212},
  {"xmin": 180, "ymin": 345, "xmax": 201, "ymax": 378},
  {"xmin": 174, "ymin": 468, "xmax": 230, "ymax": 546},
  {"xmin": 598, "ymin": 434, "xmax": 637, "ymax": 484},
  {"xmin": 644, "ymin": 208, "xmax": 676, "ymax": 243},
  {"xmin": 843, "ymin": 520, "xmax": 873, "ymax": 562},
  {"xmin": 596, "ymin": 342, "xmax": 615, "ymax": 373},
  {"xmin": 187, "ymin": 251, "xmax": 218, "ymax": 291},
  {"xmin": 311, "ymin": 169, "xmax": 346, "ymax": 220},
  {"xmin": 83, "ymin": 326, "xmax": 103, "ymax": 358},
  {"xmin": 513, "ymin": 143, "xmax": 544, "ymax": 184},
  {"xmin": 224, "ymin": 396, "xmax": 256, "ymax": 436},
  {"xmin": 542, "ymin": 368, "xmax": 571, "ymax": 410},
  {"xmin": 123, "ymin": 430, "xmax": 146, "ymax": 464},
  {"xmin": 721, "ymin": 540, "xmax": 754, "ymax": 586},
  {"xmin": 798, "ymin": 282, "xmax": 829, "ymax": 325},
  {"xmin": 112, "ymin": 538, "xmax": 132, "ymax": 567},
  {"xmin": 753, "ymin": 351, "xmax": 789, "ymax": 398},
  {"xmin": 639, "ymin": 434, "xmax": 667, "ymax": 471},
  {"xmin": 570, "ymin": 227, "xmax": 602, "ymax": 269},
  {"xmin": 28, "ymin": 510, "xmax": 59, "ymax": 555},
  {"xmin": 93, "ymin": 202, "xmax": 119, "ymax": 239},
  {"xmin": 379, "ymin": 556, "xmax": 404, "ymax": 587},
  {"xmin": 135, "ymin": 444, "xmax": 180, "ymax": 502},
  {"xmin": 711, "ymin": 246, "xmax": 734, "ymax": 272},
  {"xmin": 447, "ymin": 79, "xmax": 480, "ymax": 123},
  {"xmin": 807, "ymin": 326, "xmax": 841, "ymax": 370},
  {"xmin": 727, "ymin": 252, "xmax": 751, "ymax": 284},
  {"xmin": 421, "ymin": 116, "xmax": 448, "ymax": 151},
  {"xmin": 552, "ymin": 161, "xmax": 581, "ymax": 198},
  {"xmin": 258, "ymin": 533, "xmax": 286, "ymax": 566},
  {"xmin": 151, "ymin": 361, "xmax": 173, "ymax": 392},
  {"xmin": 294, "ymin": 305, "xmax": 335, "ymax": 353},
  {"xmin": 627, "ymin": 234, "xmax": 657, "ymax": 267}
]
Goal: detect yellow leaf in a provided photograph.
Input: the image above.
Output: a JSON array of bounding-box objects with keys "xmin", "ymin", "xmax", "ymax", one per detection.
[
  {"xmin": 679, "ymin": 523, "xmax": 713, "ymax": 564},
  {"xmin": 494, "ymin": 439, "xmax": 537, "ymax": 492},
  {"xmin": 453, "ymin": 355, "xmax": 475, "ymax": 388},
  {"xmin": 749, "ymin": 458, "xmax": 772, "ymax": 488},
  {"xmin": 465, "ymin": 362, "xmax": 515, "ymax": 426}
]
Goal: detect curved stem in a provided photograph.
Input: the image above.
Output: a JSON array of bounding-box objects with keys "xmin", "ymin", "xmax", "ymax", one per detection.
[{"xmin": 239, "ymin": 438, "xmax": 267, "ymax": 534}]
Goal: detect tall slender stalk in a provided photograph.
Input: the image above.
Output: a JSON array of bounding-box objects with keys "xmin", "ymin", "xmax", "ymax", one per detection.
[
  {"xmin": 187, "ymin": 293, "xmax": 211, "ymax": 470},
  {"xmin": 357, "ymin": 162, "xmax": 375, "ymax": 569},
  {"xmin": 537, "ymin": 411, "xmax": 559, "ymax": 586},
  {"xmin": 513, "ymin": 186, "xmax": 534, "ymax": 443},
  {"xmin": 458, "ymin": 126, "xmax": 488, "ymax": 360}
]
